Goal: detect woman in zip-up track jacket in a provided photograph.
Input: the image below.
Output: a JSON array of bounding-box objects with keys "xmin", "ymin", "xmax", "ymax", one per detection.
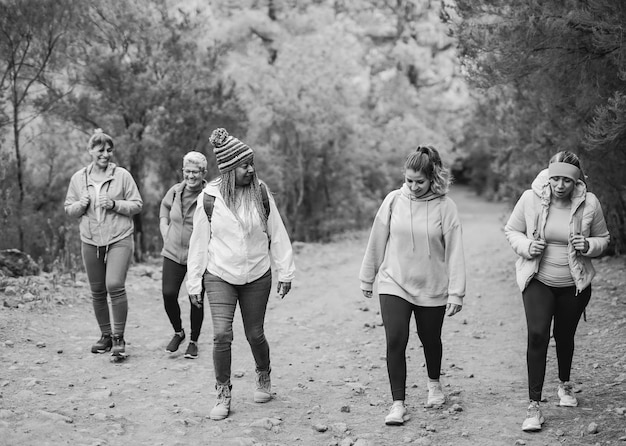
[
  {"xmin": 64, "ymin": 129, "xmax": 143, "ymax": 358},
  {"xmin": 504, "ymin": 150, "xmax": 609, "ymax": 432}
]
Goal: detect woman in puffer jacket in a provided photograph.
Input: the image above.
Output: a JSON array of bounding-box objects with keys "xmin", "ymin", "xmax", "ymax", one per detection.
[{"xmin": 504, "ymin": 151, "xmax": 609, "ymax": 432}]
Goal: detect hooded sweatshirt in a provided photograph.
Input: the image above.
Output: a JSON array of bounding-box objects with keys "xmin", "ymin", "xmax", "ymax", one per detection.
[
  {"xmin": 504, "ymin": 169, "xmax": 610, "ymax": 293},
  {"xmin": 359, "ymin": 184, "xmax": 466, "ymax": 307},
  {"xmin": 186, "ymin": 179, "xmax": 296, "ymax": 295}
]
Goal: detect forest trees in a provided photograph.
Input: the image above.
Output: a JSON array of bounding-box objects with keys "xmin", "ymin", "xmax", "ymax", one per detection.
[
  {"xmin": 449, "ymin": 0, "xmax": 626, "ymax": 253},
  {"xmin": 1, "ymin": 0, "xmax": 472, "ymax": 268},
  {"xmin": 0, "ymin": 0, "xmax": 77, "ymax": 251}
]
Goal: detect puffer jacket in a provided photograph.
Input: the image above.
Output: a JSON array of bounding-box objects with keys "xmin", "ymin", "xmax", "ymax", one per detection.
[
  {"xmin": 64, "ymin": 163, "xmax": 143, "ymax": 247},
  {"xmin": 504, "ymin": 169, "xmax": 610, "ymax": 293}
]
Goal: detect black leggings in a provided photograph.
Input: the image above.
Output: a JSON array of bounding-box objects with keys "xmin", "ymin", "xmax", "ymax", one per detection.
[
  {"xmin": 162, "ymin": 257, "xmax": 204, "ymax": 342},
  {"xmin": 522, "ymin": 279, "xmax": 591, "ymax": 402},
  {"xmin": 380, "ymin": 294, "xmax": 446, "ymax": 401}
]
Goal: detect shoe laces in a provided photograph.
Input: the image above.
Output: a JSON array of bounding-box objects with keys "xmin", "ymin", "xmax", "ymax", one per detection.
[
  {"xmin": 390, "ymin": 401, "xmax": 405, "ymax": 411},
  {"xmin": 560, "ymin": 382, "xmax": 573, "ymax": 395},
  {"xmin": 526, "ymin": 401, "xmax": 541, "ymax": 417},
  {"xmin": 216, "ymin": 385, "xmax": 231, "ymax": 403},
  {"xmin": 256, "ymin": 370, "xmax": 271, "ymax": 390},
  {"xmin": 428, "ymin": 381, "xmax": 443, "ymax": 394}
]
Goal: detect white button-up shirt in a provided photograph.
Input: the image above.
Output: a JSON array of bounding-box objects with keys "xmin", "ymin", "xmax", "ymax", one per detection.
[{"xmin": 186, "ymin": 180, "xmax": 296, "ymax": 295}]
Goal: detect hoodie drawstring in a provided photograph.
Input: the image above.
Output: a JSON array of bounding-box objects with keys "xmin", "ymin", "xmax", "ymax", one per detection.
[
  {"xmin": 426, "ymin": 200, "xmax": 431, "ymax": 258},
  {"xmin": 410, "ymin": 199, "xmax": 415, "ymax": 252},
  {"xmin": 408, "ymin": 196, "xmax": 431, "ymax": 257}
]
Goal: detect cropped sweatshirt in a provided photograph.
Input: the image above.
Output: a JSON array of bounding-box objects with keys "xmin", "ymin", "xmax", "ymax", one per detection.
[
  {"xmin": 359, "ymin": 184, "xmax": 466, "ymax": 307},
  {"xmin": 186, "ymin": 179, "xmax": 296, "ymax": 295},
  {"xmin": 504, "ymin": 169, "xmax": 610, "ymax": 293}
]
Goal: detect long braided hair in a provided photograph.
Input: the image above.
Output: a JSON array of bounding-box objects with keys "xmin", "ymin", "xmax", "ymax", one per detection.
[{"xmin": 219, "ymin": 165, "xmax": 268, "ymax": 233}]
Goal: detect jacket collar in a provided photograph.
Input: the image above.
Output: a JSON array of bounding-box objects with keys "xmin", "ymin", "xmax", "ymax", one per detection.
[{"xmin": 531, "ymin": 168, "xmax": 587, "ymax": 210}]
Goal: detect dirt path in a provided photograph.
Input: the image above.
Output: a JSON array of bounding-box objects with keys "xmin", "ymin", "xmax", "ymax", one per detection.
[{"xmin": 1, "ymin": 186, "xmax": 625, "ymax": 446}]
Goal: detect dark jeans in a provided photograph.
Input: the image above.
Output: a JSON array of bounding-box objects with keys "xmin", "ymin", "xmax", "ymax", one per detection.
[
  {"xmin": 204, "ymin": 269, "xmax": 272, "ymax": 385},
  {"xmin": 81, "ymin": 235, "xmax": 133, "ymax": 336},
  {"xmin": 380, "ymin": 293, "xmax": 446, "ymax": 401},
  {"xmin": 523, "ymin": 279, "xmax": 591, "ymax": 402},
  {"xmin": 162, "ymin": 257, "xmax": 205, "ymax": 342}
]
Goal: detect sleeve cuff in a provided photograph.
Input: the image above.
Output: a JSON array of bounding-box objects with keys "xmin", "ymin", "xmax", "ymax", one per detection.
[{"xmin": 448, "ymin": 295, "xmax": 464, "ymax": 306}]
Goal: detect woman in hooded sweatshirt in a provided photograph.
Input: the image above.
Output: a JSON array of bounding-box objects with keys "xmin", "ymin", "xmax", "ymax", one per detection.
[
  {"xmin": 64, "ymin": 128, "xmax": 143, "ymax": 357},
  {"xmin": 505, "ymin": 151, "xmax": 609, "ymax": 432},
  {"xmin": 359, "ymin": 145, "xmax": 466, "ymax": 426}
]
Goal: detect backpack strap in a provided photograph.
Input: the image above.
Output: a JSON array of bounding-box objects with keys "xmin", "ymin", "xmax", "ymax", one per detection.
[
  {"xmin": 204, "ymin": 183, "xmax": 270, "ymax": 222},
  {"xmin": 203, "ymin": 193, "xmax": 216, "ymax": 222},
  {"xmin": 260, "ymin": 183, "xmax": 270, "ymax": 218}
]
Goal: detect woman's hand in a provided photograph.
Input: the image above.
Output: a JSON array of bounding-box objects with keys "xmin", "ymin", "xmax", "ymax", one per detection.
[
  {"xmin": 529, "ymin": 239, "xmax": 546, "ymax": 257},
  {"xmin": 446, "ymin": 303, "xmax": 462, "ymax": 317},
  {"xmin": 79, "ymin": 193, "xmax": 90, "ymax": 209},
  {"xmin": 570, "ymin": 234, "xmax": 589, "ymax": 253},
  {"xmin": 189, "ymin": 294, "xmax": 203, "ymax": 308},
  {"xmin": 99, "ymin": 192, "xmax": 115, "ymax": 210},
  {"xmin": 362, "ymin": 290, "xmax": 373, "ymax": 299},
  {"xmin": 277, "ymin": 282, "xmax": 291, "ymax": 299}
]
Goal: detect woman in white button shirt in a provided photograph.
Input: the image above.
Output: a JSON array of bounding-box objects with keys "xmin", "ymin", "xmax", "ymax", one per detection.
[{"xmin": 187, "ymin": 128, "xmax": 295, "ymax": 421}]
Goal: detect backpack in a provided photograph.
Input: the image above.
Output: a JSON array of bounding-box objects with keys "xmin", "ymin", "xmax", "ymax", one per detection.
[{"xmin": 203, "ymin": 183, "xmax": 270, "ymax": 222}]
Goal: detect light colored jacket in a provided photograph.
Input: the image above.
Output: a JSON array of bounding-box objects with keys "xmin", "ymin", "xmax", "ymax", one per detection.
[
  {"xmin": 159, "ymin": 181, "xmax": 205, "ymax": 265},
  {"xmin": 504, "ymin": 169, "xmax": 610, "ymax": 293},
  {"xmin": 359, "ymin": 184, "xmax": 466, "ymax": 307},
  {"xmin": 186, "ymin": 179, "xmax": 296, "ymax": 295},
  {"xmin": 64, "ymin": 163, "xmax": 143, "ymax": 246}
]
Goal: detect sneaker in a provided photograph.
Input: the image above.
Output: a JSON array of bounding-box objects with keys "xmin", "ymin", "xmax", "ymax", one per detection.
[
  {"xmin": 111, "ymin": 334, "xmax": 125, "ymax": 356},
  {"xmin": 254, "ymin": 368, "xmax": 272, "ymax": 403},
  {"xmin": 426, "ymin": 381, "xmax": 446, "ymax": 407},
  {"xmin": 91, "ymin": 334, "xmax": 112, "ymax": 353},
  {"xmin": 521, "ymin": 401, "xmax": 544, "ymax": 432},
  {"xmin": 165, "ymin": 330, "xmax": 185, "ymax": 353},
  {"xmin": 385, "ymin": 401, "xmax": 408, "ymax": 425},
  {"xmin": 210, "ymin": 384, "xmax": 232, "ymax": 420},
  {"xmin": 557, "ymin": 381, "xmax": 578, "ymax": 407},
  {"xmin": 184, "ymin": 341, "xmax": 198, "ymax": 359}
]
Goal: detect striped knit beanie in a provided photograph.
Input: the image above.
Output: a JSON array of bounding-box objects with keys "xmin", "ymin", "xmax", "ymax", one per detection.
[{"xmin": 209, "ymin": 128, "xmax": 254, "ymax": 174}]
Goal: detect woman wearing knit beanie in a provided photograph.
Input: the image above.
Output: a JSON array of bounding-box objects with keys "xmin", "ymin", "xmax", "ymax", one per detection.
[{"xmin": 186, "ymin": 128, "xmax": 296, "ymax": 421}]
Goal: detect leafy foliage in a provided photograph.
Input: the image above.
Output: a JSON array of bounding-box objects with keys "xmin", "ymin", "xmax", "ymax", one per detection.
[
  {"xmin": 1, "ymin": 0, "xmax": 474, "ymax": 268},
  {"xmin": 450, "ymin": 0, "xmax": 626, "ymax": 253}
]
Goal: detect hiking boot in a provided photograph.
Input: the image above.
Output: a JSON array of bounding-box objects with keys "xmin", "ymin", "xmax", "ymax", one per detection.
[
  {"xmin": 426, "ymin": 381, "xmax": 446, "ymax": 407},
  {"xmin": 254, "ymin": 368, "xmax": 272, "ymax": 403},
  {"xmin": 385, "ymin": 401, "xmax": 408, "ymax": 425},
  {"xmin": 557, "ymin": 381, "xmax": 578, "ymax": 407},
  {"xmin": 521, "ymin": 401, "xmax": 544, "ymax": 432},
  {"xmin": 91, "ymin": 334, "xmax": 112, "ymax": 353},
  {"xmin": 111, "ymin": 334, "xmax": 125, "ymax": 356},
  {"xmin": 184, "ymin": 341, "xmax": 198, "ymax": 359},
  {"xmin": 165, "ymin": 330, "xmax": 185, "ymax": 353},
  {"xmin": 210, "ymin": 384, "xmax": 232, "ymax": 420}
]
